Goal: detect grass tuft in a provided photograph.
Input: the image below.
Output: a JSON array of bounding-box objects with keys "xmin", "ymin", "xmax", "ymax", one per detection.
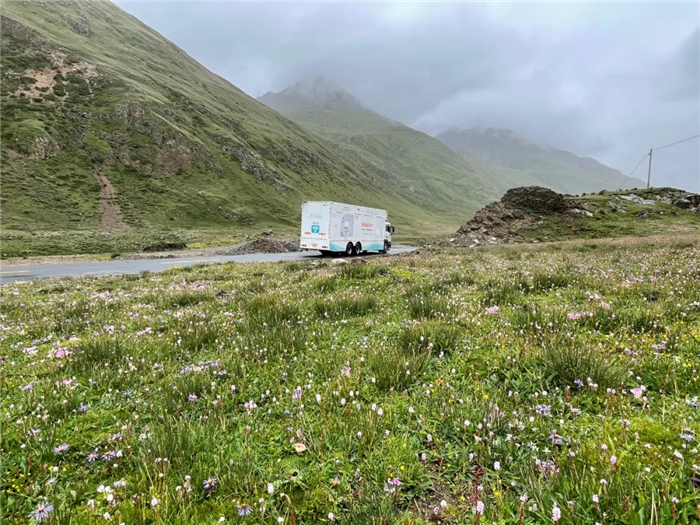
[{"xmin": 542, "ymin": 340, "xmax": 623, "ymax": 389}]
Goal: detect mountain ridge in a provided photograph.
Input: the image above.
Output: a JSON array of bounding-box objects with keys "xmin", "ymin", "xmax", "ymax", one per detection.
[
  {"xmin": 258, "ymin": 79, "xmax": 530, "ymax": 210},
  {"xmin": 259, "ymin": 78, "xmax": 642, "ymax": 201},
  {"xmin": 258, "ymin": 76, "xmax": 367, "ymax": 113},
  {"xmin": 436, "ymin": 126, "xmax": 644, "ymax": 193}
]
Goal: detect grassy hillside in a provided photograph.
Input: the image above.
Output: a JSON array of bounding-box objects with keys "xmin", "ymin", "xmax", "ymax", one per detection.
[
  {"xmin": 437, "ymin": 127, "xmax": 645, "ymax": 194},
  {"xmin": 448, "ymin": 186, "xmax": 700, "ymax": 248},
  {"xmin": 259, "ymin": 80, "xmax": 636, "ymax": 218},
  {"xmin": 260, "ymin": 92, "xmax": 541, "ymax": 216},
  {"xmin": 0, "ymin": 1, "xmax": 494, "ymax": 256},
  {"xmin": 2, "ymin": 238, "xmax": 699, "ymax": 522},
  {"xmin": 550, "ymin": 188, "xmax": 700, "ymax": 240},
  {"xmin": 284, "ymin": 105, "xmax": 507, "ymax": 213}
]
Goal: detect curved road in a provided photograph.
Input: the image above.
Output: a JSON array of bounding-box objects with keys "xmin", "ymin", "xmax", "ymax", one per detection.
[{"xmin": 0, "ymin": 246, "xmax": 415, "ymax": 283}]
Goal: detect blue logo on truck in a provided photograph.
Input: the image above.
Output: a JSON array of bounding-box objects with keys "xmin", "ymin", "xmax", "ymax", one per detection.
[{"xmin": 311, "ymin": 223, "xmax": 320, "ymax": 234}]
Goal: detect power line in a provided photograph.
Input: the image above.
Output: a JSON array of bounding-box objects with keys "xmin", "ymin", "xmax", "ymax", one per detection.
[
  {"xmin": 618, "ymin": 152, "xmax": 649, "ymax": 190},
  {"xmin": 618, "ymin": 133, "xmax": 699, "ymax": 190},
  {"xmin": 653, "ymin": 133, "xmax": 700, "ymax": 152}
]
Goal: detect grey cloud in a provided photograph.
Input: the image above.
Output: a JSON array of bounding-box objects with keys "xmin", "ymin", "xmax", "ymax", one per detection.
[
  {"xmin": 665, "ymin": 29, "xmax": 699, "ymax": 101},
  {"xmin": 117, "ymin": 1, "xmax": 699, "ymax": 191}
]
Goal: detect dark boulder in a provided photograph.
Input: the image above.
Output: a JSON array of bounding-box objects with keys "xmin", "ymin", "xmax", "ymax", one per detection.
[{"xmin": 501, "ymin": 186, "xmax": 571, "ymax": 215}]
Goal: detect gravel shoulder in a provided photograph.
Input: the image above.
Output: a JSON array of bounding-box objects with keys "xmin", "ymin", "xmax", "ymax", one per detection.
[{"xmin": 2, "ymin": 236, "xmax": 301, "ymax": 267}]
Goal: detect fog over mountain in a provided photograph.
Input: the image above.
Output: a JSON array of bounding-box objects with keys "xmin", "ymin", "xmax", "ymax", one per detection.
[{"xmin": 118, "ymin": 2, "xmax": 700, "ymax": 191}]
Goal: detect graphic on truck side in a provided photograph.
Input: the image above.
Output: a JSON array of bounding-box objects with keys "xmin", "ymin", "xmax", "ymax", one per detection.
[{"xmin": 340, "ymin": 214, "xmax": 354, "ymax": 237}]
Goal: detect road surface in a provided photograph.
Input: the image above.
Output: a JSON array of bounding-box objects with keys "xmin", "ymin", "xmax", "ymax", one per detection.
[{"xmin": 0, "ymin": 246, "xmax": 415, "ymax": 283}]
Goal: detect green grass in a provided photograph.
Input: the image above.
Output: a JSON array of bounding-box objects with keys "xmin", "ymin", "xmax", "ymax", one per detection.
[
  {"xmin": 0, "ymin": 228, "xmax": 266, "ymax": 258},
  {"xmin": 2, "ymin": 238, "xmax": 699, "ymax": 524},
  {"xmin": 511, "ymin": 189, "xmax": 700, "ymax": 244}
]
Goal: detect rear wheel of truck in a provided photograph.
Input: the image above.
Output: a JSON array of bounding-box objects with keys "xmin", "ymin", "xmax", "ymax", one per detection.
[
  {"xmin": 382, "ymin": 241, "xmax": 389, "ymax": 254},
  {"xmin": 345, "ymin": 242, "xmax": 354, "ymax": 256},
  {"xmin": 355, "ymin": 242, "xmax": 362, "ymax": 255}
]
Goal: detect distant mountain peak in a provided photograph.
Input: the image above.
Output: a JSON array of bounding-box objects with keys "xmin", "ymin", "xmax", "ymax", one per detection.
[
  {"xmin": 258, "ymin": 76, "xmax": 364, "ymax": 112},
  {"xmin": 449, "ymin": 126, "xmax": 535, "ymax": 146},
  {"xmin": 287, "ymin": 75, "xmax": 341, "ymax": 93}
]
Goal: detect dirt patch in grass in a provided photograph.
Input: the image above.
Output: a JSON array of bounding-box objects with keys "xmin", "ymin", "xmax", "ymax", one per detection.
[
  {"xmin": 94, "ymin": 170, "xmax": 126, "ymax": 231},
  {"xmin": 11, "ymin": 61, "xmax": 98, "ymax": 100}
]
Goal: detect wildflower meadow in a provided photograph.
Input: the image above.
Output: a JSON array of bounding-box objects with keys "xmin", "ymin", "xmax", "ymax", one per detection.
[{"xmin": 2, "ymin": 239, "xmax": 699, "ymax": 524}]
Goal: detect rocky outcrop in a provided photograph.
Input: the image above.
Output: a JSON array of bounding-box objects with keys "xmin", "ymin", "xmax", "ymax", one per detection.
[
  {"xmin": 500, "ymin": 186, "xmax": 572, "ymax": 214},
  {"xmin": 451, "ymin": 201, "xmax": 532, "ymax": 246},
  {"xmin": 222, "ymin": 144, "xmax": 288, "ymax": 191},
  {"xmin": 218, "ymin": 206, "xmax": 241, "ymax": 222},
  {"xmin": 0, "ymin": 15, "xmax": 52, "ymax": 47},
  {"xmin": 673, "ymin": 192, "xmax": 700, "ymax": 213},
  {"xmin": 30, "ymin": 134, "xmax": 60, "ymax": 159},
  {"xmin": 446, "ymin": 186, "xmax": 700, "ymax": 248}
]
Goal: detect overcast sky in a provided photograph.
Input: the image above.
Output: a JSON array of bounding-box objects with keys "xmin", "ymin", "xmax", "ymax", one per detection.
[{"xmin": 118, "ymin": 1, "xmax": 699, "ymax": 191}]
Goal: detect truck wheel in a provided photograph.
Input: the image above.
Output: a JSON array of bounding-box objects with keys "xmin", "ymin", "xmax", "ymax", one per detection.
[
  {"xmin": 355, "ymin": 242, "xmax": 362, "ymax": 255},
  {"xmin": 382, "ymin": 241, "xmax": 389, "ymax": 254},
  {"xmin": 345, "ymin": 242, "xmax": 354, "ymax": 256}
]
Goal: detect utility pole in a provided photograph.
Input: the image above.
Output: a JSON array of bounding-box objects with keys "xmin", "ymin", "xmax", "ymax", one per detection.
[{"xmin": 646, "ymin": 148, "xmax": 653, "ymax": 189}]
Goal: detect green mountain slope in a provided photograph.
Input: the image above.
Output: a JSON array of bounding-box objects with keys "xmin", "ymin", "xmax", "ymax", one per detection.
[
  {"xmin": 258, "ymin": 78, "xmax": 537, "ymax": 215},
  {"xmin": 436, "ymin": 127, "xmax": 645, "ymax": 194},
  {"xmin": 0, "ymin": 1, "xmax": 484, "ymax": 250},
  {"xmin": 258, "ymin": 78, "xmax": 638, "ymax": 218}
]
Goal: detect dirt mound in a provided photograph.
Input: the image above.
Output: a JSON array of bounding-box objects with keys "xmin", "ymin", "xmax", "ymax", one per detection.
[
  {"xmin": 230, "ymin": 237, "xmax": 301, "ymax": 255},
  {"xmin": 120, "ymin": 234, "xmax": 300, "ymax": 260},
  {"xmin": 446, "ymin": 186, "xmax": 584, "ymax": 247},
  {"xmin": 142, "ymin": 241, "xmax": 187, "ymax": 252},
  {"xmin": 501, "ymin": 186, "xmax": 572, "ymax": 214},
  {"xmin": 450, "ymin": 201, "xmax": 533, "ymax": 246}
]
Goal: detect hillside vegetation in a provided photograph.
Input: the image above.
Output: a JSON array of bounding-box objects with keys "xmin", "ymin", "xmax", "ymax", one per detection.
[
  {"xmin": 447, "ymin": 186, "xmax": 700, "ymax": 247},
  {"xmin": 284, "ymin": 105, "xmax": 505, "ymax": 208},
  {"xmin": 260, "ymin": 79, "xmax": 552, "ymax": 206},
  {"xmin": 437, "ymin": 127, "xmax": 645, "ymax": 194},
  {"xmin": 259, "ymin": 79, "xmax": 642, "ymax": 208},
  {"xmin": 0, "ymin": 1, "xmax": 499, "ymax": 257},
  {"xmin": 2, "ymin": 238, "xmax": 699, "ymax": 523}
]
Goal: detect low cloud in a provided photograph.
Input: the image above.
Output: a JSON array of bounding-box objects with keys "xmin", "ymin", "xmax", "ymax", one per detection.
[{"xmin": 118, "ymin": 1, "xmax": 700, "ymax": 190}]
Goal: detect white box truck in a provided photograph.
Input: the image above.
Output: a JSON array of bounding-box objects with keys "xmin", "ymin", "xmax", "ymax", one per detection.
[{"xmin": 300, "ymin": 201, "xmax": 394, "ymax": 256}]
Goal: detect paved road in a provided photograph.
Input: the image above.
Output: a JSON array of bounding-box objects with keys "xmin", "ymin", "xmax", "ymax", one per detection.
[{"xmin": 0, "ymin": 246, "xmax": 415, "ymax": 283}]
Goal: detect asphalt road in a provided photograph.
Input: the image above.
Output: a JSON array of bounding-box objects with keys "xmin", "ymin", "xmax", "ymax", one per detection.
[{"xmin": 0, "ymin": 246, "xmax": 415, "ymax": 283}]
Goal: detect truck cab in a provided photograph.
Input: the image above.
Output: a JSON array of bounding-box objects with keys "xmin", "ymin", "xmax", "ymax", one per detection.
[{"xmin": 384, "ymin": 222, "xmax": 394, "ymax": 252}]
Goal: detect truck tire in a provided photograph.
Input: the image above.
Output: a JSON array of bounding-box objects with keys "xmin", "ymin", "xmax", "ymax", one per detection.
[
  {"xmin": 355, "ymin": 242, "xmax": 362, "ymax": 255},
  {"xmin": 382, "ymin": 241, "xmax": 389, "ymax": 254},
  {"xmin": 345, "ymin": 242, "xmax": 354, "ymax": 256}
]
